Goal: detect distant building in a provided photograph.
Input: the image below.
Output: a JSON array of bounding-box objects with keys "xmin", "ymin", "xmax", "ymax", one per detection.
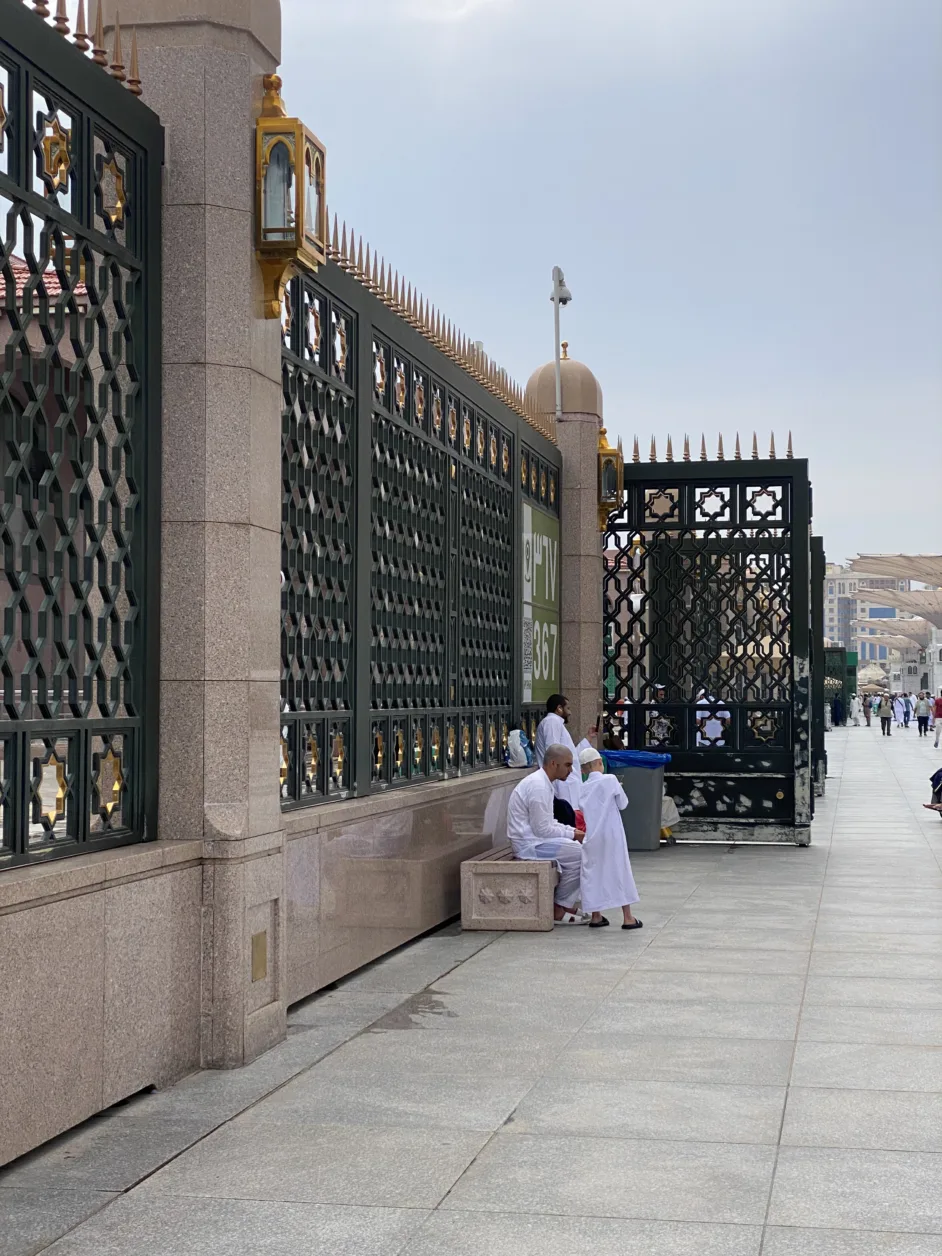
[{"xmin": 823, "ymin": 563, "xmax": 910, "ymax": 662}]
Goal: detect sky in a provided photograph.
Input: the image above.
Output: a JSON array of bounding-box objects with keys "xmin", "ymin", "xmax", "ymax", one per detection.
[{"xmin": 280, "ymin": 0, "xmax": 942, "ymax": 566}]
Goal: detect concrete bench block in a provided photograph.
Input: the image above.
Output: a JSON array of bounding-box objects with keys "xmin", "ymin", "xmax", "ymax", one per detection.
[{"xmin": 460, "ymin": 857, "xmax": 557, "ymax": 931}]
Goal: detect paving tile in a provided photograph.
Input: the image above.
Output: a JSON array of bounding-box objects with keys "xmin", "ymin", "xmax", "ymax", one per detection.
[
  {"xmin": 401, "ymin": 1210, "xmax": 762, "ymax": 1255},
  {"xmin": 288, "ymin": 992, "xmax": 409, "ymax": 1029},
  {"xmin": 42, "ymin": 1194, "xmax": 427, "ymax": 1255},
  {"xmin": 611, "ymin": 971, "xmax": 806, "ymax": 1003},
  {"xmin": 306, "ymin": 1027, "xmax": 575, "ymax": 1075},
  {"xmin": 138, "ymin": 1122, "xmax": 489, "ymax": 1209},
  {"xmin": 804, "ymin": 976, "xmax": 942, "ymax": 1009},
  {"xmin": 506, "ymin": 1077, "xmax": 786, "ymax": 1144},
  {"xmin": 633, "ymin": 946, "xmax": 808, "ymax": 975},
  {"xmin": 584, "ymin": 998, "xmax": 800, "ymax": 1040},
  {"xmin": 551, "ymin": 1033, "xmax": 796, "ymax": 1085},
  {"xmin": 0, "ymin": 1188, "xmax": 117, "ymax": 1256},
  {"xmin": 762, "ymin": 1228, "xmax": 942, "ymax": 1256},
  {"xmin": 647, "ymin": 926, "xmax": 813, "ymax": 951},
  {"xmin": 441, "ymin": 1131, "xmax": 777, "ymax": 1223},
  {"xmin": 768, "ymin": 1145, "xmax": 942, "ymax": 1233},
  {"xmin": 0, "ymin": 1116, "xmax": 213, "ymax": 1193},
  {"xmin": 798, "ymin": 1004, "xmax": 942, "ymax": 1046},
  {"xmin": 232, "ymin": 1070, "xmax": 535, "ymax": 1132},
  {"xmin": 782, "ymin": 1086, "xmax": 942, "ymax": 1152},
  {"xmin": 808, "ymin": 951, "xmax": 942, "ymax": 978},
  {"xmin": 791, "ymin": 1040, "xmax": 942, "ymax": 1091}
]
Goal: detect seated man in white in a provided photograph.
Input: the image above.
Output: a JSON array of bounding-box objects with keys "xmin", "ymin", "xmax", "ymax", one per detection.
[
  {"xmin": 578, "ymin": 747, "xmax": 642, "ymax": 930},
  {"xmin": 506, "ymin": 743, "xmax": 588, "ymax": 924}
]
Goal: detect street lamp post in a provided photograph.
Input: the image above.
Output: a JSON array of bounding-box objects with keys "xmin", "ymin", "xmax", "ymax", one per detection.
[{"xmin": 550, "ymin": 265, "xmax": 572, "ymax": 421}]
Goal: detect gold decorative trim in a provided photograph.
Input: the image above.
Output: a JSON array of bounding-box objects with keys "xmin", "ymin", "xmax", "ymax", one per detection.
[
  {"xmin": 41, "ymin": 116, "xmax": 71, "ymax": 193},
  {"xmin": 100, "ymin": 155, "xmax": 126, "ymax": 227}
]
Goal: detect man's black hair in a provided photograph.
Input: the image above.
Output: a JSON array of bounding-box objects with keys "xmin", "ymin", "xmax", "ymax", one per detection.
[{"xmin": 545, "ymin": 694, "xmax": 567, "ymax": 714}]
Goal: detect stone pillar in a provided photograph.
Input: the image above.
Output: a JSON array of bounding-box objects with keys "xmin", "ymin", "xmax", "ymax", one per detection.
[
  {"xmin": 525, "ymin": 351, "xmax": 605, "ymax": 743},
  {"xmin": 557, "ymin": 411, "xmax": 604, "ymax": 744},
  {"xmin": 112, "ymin": 0, "xmax": 286, "ymax": 1066}
]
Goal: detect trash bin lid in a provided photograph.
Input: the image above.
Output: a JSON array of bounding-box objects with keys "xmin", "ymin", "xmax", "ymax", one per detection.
[{"xmin": 602, "ymin": 749, "xmax": 671, "ymax": 769}]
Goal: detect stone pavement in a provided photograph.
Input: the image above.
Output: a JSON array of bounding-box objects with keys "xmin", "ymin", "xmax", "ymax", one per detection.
[{"xmin": 3, "ymin": 726, "xmax": 942, "ymax": 1255}]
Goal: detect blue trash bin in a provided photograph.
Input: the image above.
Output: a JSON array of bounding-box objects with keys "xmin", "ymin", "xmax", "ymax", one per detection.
[{"xmin": 601, "ymin": 749, "xmax": 672, "ymax": 852}]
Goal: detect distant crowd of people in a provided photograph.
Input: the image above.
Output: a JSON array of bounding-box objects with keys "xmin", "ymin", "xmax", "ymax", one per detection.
[{"xmin": 832, "ymin": 690, "xmax": 942, "ymax": 745}]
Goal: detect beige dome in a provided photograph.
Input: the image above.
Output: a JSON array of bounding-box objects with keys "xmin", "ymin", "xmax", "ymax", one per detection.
[{"xmin": 525, "ymin": 343, "xmax": 603, "ymax": 419}]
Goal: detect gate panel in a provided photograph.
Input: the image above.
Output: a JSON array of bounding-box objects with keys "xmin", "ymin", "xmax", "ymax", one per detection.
[{"xmin": 603, "ymin": 456, "xmax": 812, "ymax": 841}]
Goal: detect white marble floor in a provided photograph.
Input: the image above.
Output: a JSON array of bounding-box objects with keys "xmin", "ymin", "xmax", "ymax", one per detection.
[{"xmin": 3, "ymin": 725, "xmax": 942, "ymax": 1255}]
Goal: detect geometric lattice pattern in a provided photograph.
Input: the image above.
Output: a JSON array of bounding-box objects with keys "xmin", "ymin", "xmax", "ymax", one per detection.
[
  {"xmin": 459, "ymin": 469, "xmax": 513, "ymax": 709},
  {"xmin": 603, "ymin": 474, "xmax": 794, "ymax": 754},
  {"xmin": 1, "ymin": 55, "xmax": 155, "ymax": 866},
  {"xmin": 280, "ymin": 278, "xmax": 355, "ymax": 804}
]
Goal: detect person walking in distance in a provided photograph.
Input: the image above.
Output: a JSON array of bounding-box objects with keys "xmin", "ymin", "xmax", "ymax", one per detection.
[
  {"xmin": 915, "ymin": 692, "xmax": 931, "ymax": 738},
  {"xmin": 863, "ymin": 694, "xmax": 872, "ymax": 728},
  {"xmin": 878, "ymin": 692, "xmax": 894, "ymax": 737},
  {"xmin": 935, "ymin": 690, "xmax": 942, "ymax": 749}
]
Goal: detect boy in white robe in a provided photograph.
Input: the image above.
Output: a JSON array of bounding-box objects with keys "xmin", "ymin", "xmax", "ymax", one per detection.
[{"xmin": 578, "ymin": 747, "xmax": 642, "ymax": 930}]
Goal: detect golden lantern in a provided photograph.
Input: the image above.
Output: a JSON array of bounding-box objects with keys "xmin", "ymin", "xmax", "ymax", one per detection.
[
  {"xmin": 255, "ymin": 74, "xmax": 326, "ymax": 318},
  {"xmin": 598, "ymin": 426, "xmax": 624, "ymax": 530}
]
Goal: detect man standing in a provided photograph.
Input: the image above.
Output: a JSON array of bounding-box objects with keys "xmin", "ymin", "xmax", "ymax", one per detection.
[
  {"xmin": 506, "ymin": 743, "xmax": 588, "ymax": 924},
  {"xmin": 534, "ymin": 694, "xmax": 591, "ymax": 812}
]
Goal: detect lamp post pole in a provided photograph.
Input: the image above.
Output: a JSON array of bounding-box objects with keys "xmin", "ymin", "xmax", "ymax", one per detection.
[{"xmin": 550, "ymin": 265, "xmax": 571, "ymax": 422}]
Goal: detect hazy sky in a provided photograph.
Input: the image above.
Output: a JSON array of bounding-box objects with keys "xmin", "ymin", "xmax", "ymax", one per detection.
[{"xmin": 280, "ymin": 0, "xmax": 942, "ymax": 565}]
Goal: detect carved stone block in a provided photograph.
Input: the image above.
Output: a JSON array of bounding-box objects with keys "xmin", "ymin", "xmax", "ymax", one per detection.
[{"xmin": 460, "ymin": 857, "xmax": 557, "ymax": 931}]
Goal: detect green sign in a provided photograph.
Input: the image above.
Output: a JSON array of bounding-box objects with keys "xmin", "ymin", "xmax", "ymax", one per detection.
[{"xmin": 522, "ymin": 503, "xmax": 560, "ymax": 705}]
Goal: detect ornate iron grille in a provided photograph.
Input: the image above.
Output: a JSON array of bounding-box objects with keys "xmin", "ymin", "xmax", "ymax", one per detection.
[
  {"xmin": 0, "ymin": 11, "xmax": 162, "ymax": 867},
  {"xmin": 602, "ymin": 460, "xmax": 811, "ymax": 835},
  {"xmin": 280, "ymin": 276, "xmax": 355, "ymax": 805},
  {"xmin": 278, "ymin": 256, "xmax": 559, "ymax": 806}
]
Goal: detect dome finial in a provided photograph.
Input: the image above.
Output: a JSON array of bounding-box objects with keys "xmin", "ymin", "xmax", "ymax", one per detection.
[{"xmin": 560, "ymin": 340, "xmax": 569, "ymax": 360}]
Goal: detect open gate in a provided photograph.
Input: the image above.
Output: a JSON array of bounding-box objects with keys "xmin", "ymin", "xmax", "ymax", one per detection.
[{"xmin": 602, "ymin": 446, "xmax": 812, "ymax": 844}]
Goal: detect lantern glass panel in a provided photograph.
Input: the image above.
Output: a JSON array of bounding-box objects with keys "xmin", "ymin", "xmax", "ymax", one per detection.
[
  {"xmin": 263, "ymin": 140, "xmax": 294, "ymax": 240},
  {"xmin": 602, "ymin": 457, "xmax": 617, "ymax": 500}
]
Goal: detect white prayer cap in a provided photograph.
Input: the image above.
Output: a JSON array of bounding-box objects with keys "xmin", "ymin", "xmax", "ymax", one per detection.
[{"xmin": 579, "ymin": 747, "xmax": 603, "ymax": 766}]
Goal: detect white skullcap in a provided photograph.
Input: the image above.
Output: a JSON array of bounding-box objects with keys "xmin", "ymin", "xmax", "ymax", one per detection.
[{"xmin": 579, "ymin": 747, "xmax": 603, "ymax": 766}]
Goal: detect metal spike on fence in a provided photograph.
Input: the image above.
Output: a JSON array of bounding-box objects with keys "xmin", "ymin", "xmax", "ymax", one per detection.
[
  {"xmin": 700, "ymin": 434, "xmax": 707, "ymax": 461},
  {"xmin": 787, "ymin": 430, "xmax": 794, "ymax": 458},
  {"xmin": 127, "ymin": 28, "xmax": 141, "ymax": 94},
  {"xmin": 110, "ymin": 12, "xmax": 127, "ymax": 82},
  {"xmin": 372, "ymin": 252, "xmax": 379, "ymax": 291},
  {"xmin": 734, "ymin": 432, "xmax": 741, "ymax": 460},
  {"xmin": 53, "ymin": 0, "xmax": 69, "ymax": 36},
  {"xmin": 331, "ymin": 214, "xmax": 339, "ymax": 257},
  {"xmin": 717, "ymin": 434, "xmax": 725, "ymax": 461},
  {"xmin": 340, "ymin": 221, "xmax": 348, "ymax": 266},
  {"xmin": 649, "ymin": 436, "xmax": 657, "ymax": 462},
  {"xmin": 33, "ymin": 1, "xmax": 51, "ymax": 19},
  {"xmin": 356, "ymin": 235, "xmax": 364, "ymax": 277},
  {"xmin": 385, "ymin": 263, "xmax": 394, "ymax": 304},
  {"xmin": 74, "ymin": 0, "xmax": 89, "ymax": 50},
  {"xmin": 666, "ymin": 436, "xmax": 674, "ymax": 462},
  {"xmin": 683, "ymin": 434, "xmax": 691, "ymax": 462},
  {"xmin": 632, "ymin": 435, "xmax": 641, "ymax": 464},
  {"xmin": 92, "ymin": 0, "xmax": 107, "ymax": 65},
  {"xmin": 769, "ymin": 432, "xmax": 776, "ymax": 458},
  {"xmin": 752, "ymin": 431, "xmax": 759, "ymax": 460}
]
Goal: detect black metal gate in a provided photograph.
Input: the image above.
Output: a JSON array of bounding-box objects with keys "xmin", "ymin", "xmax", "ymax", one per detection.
[
  {"xmin": 1, "ymin": 4, "xmax": 162, "ymax": 867},
  {"xmin": 602, "ymin": 448, "xmax": 812, "ymax": 843}
]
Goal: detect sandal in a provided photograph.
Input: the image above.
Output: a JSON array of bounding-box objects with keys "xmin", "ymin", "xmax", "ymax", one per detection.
[
  {"xmin": 622, "ymin": 920, "xmax": 643, "ymax": 930},
  {"xmin": 588, "ymin": 916, "xmax": 610, "ymax": 928},
  {"xmin": 555, "ymin": 911, "xmax": 590, "ymax": 926}
]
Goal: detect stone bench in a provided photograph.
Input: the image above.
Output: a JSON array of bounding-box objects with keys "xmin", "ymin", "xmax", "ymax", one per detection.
[{"xmin": 460, "ymin": 844, "xmax": 559, "ymax": 931}]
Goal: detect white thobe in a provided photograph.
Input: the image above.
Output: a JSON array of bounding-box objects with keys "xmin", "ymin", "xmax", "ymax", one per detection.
[
  {"xmin": 849, "ymin": 696, "xmax": 860, "ymax": 726},
  {"xmin": 893, "ymin": 698, "xmax": 905, "ymax": 724},
  {"xmin": 533, "ymin": 712, "xmax": 583, "ymax": 810},
  {"xmin": 506, "ymin": 769, "xmax": 582, "ymax": 906},
  {"xmin": 578, "ymin": 772, "xmax": 639, "ymax": 912}
]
